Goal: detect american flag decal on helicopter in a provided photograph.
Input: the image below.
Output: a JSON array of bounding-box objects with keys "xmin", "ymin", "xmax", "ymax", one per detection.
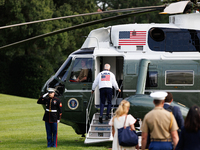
[{"xmin": 119, "ymin": 31, "xmax": 146, "ymax": 45}]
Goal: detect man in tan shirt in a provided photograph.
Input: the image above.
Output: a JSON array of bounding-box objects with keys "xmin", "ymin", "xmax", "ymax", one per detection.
[
  {"xmin": 75, "ymin": 59, "xmax": 89, "ymax": 82},
  {"xmin": 141, "ymin": 91, "xmax": 179, "ymax": 150}
]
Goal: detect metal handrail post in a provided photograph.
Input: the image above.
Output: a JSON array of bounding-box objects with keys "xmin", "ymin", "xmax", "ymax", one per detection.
[
  {"xmin": 111, "ymin": 82, "xmax": 123, "ymax": 111},
  {"xmin": 86, "ymin": 108, "xmax": 88, "ymax": 134},
  {"xmin": 85, "ymin": 94, "xmax": 94, "ymax": 134}
]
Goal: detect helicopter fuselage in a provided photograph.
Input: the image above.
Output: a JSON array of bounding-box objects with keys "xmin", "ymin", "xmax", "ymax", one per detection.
[{"xmin": 41, "ymin": 13, "xmax": 200, "ymax": 135}]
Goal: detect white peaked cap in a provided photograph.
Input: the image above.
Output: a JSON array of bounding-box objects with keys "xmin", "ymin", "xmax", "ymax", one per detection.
[
  {"xmin": 47, "ymin": 88, "xmax": 56, "ymax": 93},
  {"xmin": 150, "ymin": 91, "xmax": 168, "ymax": 100}
]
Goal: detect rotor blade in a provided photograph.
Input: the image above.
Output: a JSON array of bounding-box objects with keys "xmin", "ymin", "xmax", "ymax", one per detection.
[
  {"xmin": 160, "ymin": 1, "xmax": 189, "ymax": 14},
  {"xmin": 0, "ymin": 5, "xmax": 166, "ymax": 30},
  {"xmin": 0, "ymin": 8, "xmax": 161, "ymax": 50}
]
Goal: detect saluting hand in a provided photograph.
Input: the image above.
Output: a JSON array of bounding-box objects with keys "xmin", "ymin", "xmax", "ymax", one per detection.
[{"xmin": 43, "ymin": 93, "xmax": 48, "ymax": 98}]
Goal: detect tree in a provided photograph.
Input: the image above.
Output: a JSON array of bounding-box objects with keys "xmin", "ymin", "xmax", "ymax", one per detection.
[
  {"xmin": 0, "ymin": 0, "xmax": 102, "ymax": 98},
  {"xmin": 53, "ymin": 0, "xmax": 102, "ymax": 55},
  {"xmin": 96, "ymin": 0, "xmax": 169, "ymax": 26},
  {"xmin": 0, "ymin": 0, "xmax": 102, "ymax": 68},
  {"xmin": 0, "ymin": 53, "xmax": 11, "ymax": 94},
  {"xmin": 9, "ymin": 55, "xmax": 54, "ymax": 98},
  {"xmin": 0, "ymin": 0, "xmax": 69, "ymax": 68}
]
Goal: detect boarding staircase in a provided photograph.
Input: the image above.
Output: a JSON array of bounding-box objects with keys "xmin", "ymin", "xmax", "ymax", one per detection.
[
  {"xmin": 84, "ymin": 83, "xmax": 145, "ymax": 144},
  {"xmin": 84, "ymin": 84, "xmax": 123, "ymax": 144},
  {"xmin": 84, "ymin": 93, "xmax": 142, "ymax": 145},
  {"xmin": 84, "ymin": 112, "xmax": 113, "ymax": 144}
]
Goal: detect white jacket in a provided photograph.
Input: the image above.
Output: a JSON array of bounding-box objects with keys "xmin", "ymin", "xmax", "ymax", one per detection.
[{"xmin": 92, "ymin": 70, "xmax": 119, "ymax": 90}]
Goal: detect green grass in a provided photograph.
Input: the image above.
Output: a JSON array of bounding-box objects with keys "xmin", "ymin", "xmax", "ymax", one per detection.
[{"xmin": 0, "ymin": 94, "xmax": 112, "ymax": 150}]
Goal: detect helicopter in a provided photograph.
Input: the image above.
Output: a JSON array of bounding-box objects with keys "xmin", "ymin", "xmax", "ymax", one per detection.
[{"xmin": 0, "ymin": 0, "xmax": 199, "ymax": 144}]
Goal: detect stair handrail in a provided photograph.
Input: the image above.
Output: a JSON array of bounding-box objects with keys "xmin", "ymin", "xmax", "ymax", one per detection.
[
  {"xmin": 86, "ymin": 94, "xmax": 94, "ymax": 134},
  {"xmin": 113, "ymin": 81, "xmax": 123, "ymax": 108},
  {"xmin": 110, "ymin": 82, "xmax": 123, "ymax": 121}
]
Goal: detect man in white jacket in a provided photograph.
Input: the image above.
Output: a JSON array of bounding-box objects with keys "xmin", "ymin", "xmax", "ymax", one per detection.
[{"xmin": 92, "ymin": 64, "xmax": 121, "ymax": 123}]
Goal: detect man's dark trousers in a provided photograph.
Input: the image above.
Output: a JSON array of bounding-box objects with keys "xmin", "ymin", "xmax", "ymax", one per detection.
[{"xmin": 100, "ymin": 88, "xmax": 112, "ymax": 117}]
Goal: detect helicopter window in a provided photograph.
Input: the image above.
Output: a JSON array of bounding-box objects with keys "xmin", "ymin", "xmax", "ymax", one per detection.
[
  {"xmin": 150, "ymin": 28, "xmax": 165, "ymax": 42},
  {"xmin": 47, "ymin": 77, "xmax": 65, "ymax": 96},
  {"xmin": 48, "ymin": 77, "xmax": 60, "ymax": 89},
  {"xmin": 69, "ymin": 58, "xmax": 93, "ymax": 82},
  {"xmin": 165, "ymin": 70, "xmax": 194, "ymax": 86},
  {"xmin": 146, "ymin": 71, "xmax": 158, "ymax": 87},
  {"xmin": 165, "ymin": 31, "xmax": 198, "ymax": 52},
  {"xmin": 57, "ymin": 57, "xmax": 72, "ymax": 82},
  {"xmin": 45, "ymin": 57, "xmax": 72, "ymax": 95},
  {"xmin": 148, "ymin": 28, "xmax": 200, "ymax": 52},
  {"xmin": 72, "ymin": 47, "xmax": 95, "ymax": 54}
]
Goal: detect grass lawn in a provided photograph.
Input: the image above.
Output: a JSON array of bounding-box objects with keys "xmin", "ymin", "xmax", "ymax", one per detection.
[{"xmin": 0, "ymin": 94, "xmax": 112, "ymax": 150}]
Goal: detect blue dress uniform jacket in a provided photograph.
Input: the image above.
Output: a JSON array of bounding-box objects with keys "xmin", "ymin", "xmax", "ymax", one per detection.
[
  {"xmin": 37, "ymin": 96, "xmax": 62, "ymax": 123},
  {"xmin": 164, "ymin": 104, "xmax": 184, "ymax": 129}
]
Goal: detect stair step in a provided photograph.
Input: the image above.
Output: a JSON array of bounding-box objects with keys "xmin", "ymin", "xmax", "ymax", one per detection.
[
  {"xmin": 93, "ymin": 121, "xmax": 110, "ymax": 125},
  {"xmin": 95, "ymin": 114, "xmax": 112, "ymax": 119},
  {"xmin": 88, "ymin": 131, "xmax": 111, "ymax": 138},
  {"xmin": 93, "ymin": 116, "xmax": 111, "ymax": 120},
  {"xmin": 93, "ymin": 119, "xmax": 110, "ymax": 124},
  {"xmin": 89, "ymin": 131, "xmax": 110, "ymax": 133},
  {"xmin": 90, "ymin": 125, "xmax": 111, "ymax": 131},
  {"xmin": 86, "ymin": 136, "xmax": 110, "ymax": 139},
  {"xmin": 91, "ymin": 124, "xmax": 111, "ymax": 127}
]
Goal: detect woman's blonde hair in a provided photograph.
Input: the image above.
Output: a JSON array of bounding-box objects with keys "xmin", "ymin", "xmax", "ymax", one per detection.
[{"xmin": 114, "ymin": 100, "xmax": 130, "ymax": 119}]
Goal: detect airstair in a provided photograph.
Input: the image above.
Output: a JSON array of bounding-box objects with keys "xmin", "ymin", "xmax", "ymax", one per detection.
[
  {"xmin": 84, "ymin": 112, "xmax": 113, "ymax": 144},
  {"xmin": 84, "ymin": 110, "xmax": 142, "ymax": 145},
  {"xmin": 84, "ymin": 90, "xmax": 119, "ymax": 144},
  {"xmin": 85, "ymin": 83, "xmax": 135, "ymax": 144}
]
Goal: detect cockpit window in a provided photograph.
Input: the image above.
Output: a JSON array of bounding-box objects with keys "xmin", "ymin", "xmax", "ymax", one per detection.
[
  {"xmin": 45, "ymin": 57, "xmax": 72, "ymax": 96},
  {"xmin": 69, "ymin": 58, "xmax": 93, "ymax": 82},
  {"xmin": 57, "ymin": 57, "xmax": 72, "ymax": 82}
]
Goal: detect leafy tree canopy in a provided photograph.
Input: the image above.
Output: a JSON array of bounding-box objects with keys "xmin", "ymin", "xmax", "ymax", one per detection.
[
  {"xmin": 0, "ymin": 0, "xmax": 170, "ymax": 98},
  {"xmin": 0, "ymin": 0, "xmax": 100, "ymax": 97}
]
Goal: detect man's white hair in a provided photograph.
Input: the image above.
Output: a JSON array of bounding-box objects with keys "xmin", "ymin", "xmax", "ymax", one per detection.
[{"xmin": 104, "ymin": 64, "xmax": 110, "ymax": 70}]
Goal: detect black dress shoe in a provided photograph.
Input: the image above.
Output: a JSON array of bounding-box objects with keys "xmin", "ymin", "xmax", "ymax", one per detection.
[
  {"xmin": 105, "ymin": 115, "xmax": 109, "ymax": 120},
  {"xmin": 99, "ymin": 116, "xmax": 103, "ymax": 123}
]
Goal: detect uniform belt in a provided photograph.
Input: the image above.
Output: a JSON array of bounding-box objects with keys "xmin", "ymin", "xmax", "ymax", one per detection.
[
  {"xmin": 151, "ymin": 138, "xmax": 172, "ymax": 142},
  {"xmin": 46, "ymin": 109, "xmax": 57, "ymax": 112}
]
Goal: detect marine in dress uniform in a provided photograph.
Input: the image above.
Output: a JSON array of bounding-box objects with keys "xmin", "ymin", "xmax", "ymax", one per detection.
[
  {"xmin": 141, "ymin": 91, "xmax": 179, "ymax": 150},
  {"xmin": 37, "ymin": 88, "xmax": 62, "ymax": 147},
  {"xmin": 92, "ymin": 64, "xmax": 121, "ymax": 123}
]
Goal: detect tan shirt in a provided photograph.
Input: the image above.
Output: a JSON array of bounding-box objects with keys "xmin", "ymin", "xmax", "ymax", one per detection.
[
  {"xmin": 78, "ymin": 69, "xmax": 88, "ymax": 80},
  {"xmin": 141, "ymin": 107, "xmax": 179, "ymax": 140}
]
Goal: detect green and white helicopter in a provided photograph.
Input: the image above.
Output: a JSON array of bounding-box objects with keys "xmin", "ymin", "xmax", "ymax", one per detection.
[{"xmin": 1, "ymin": 0, "xmax": 199, "ymax": 144}]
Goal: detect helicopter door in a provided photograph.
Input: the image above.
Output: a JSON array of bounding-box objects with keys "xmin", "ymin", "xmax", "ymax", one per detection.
[
  {"xmin": 94, "ymin": 56, "xmax": 124, "ymax": 107},
  {"xmin": 60, "ymin": 57, "xmax": 93, "ymax": 113}
]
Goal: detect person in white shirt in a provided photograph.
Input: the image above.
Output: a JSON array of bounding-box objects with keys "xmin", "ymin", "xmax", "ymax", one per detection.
[{"xmin": 92, "ymin": 64, "xmax": 121, "ymax": 123}]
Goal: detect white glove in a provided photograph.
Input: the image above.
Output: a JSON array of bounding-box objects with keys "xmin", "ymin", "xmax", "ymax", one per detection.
[
  {"xmin": 43, "ymin": 93, "xmax": 48, "ymax": 98},
  {"xmin": 57, "ymin": 120, "xmax": 60, "ymax": 123}
]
